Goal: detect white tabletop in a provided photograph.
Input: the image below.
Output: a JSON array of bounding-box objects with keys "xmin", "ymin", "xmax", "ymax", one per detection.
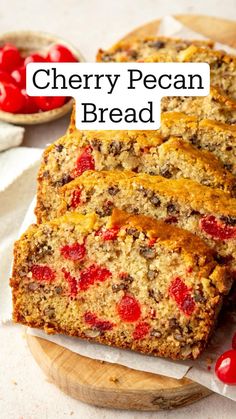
[{"xmin": 1, "ymin": 1, "xmax": 236, "ymax": 417}]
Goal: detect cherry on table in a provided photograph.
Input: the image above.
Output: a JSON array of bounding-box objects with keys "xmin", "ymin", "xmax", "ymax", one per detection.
[
  {"xmin": 21, "ymin": 90, "xmax": 39, "ymax": 114},
  {"xmin": 47, "ymin": 44, "xmax": 78, "ymax": 62},
  {"xmin": 0, "ymin": 43, "xmax": 21, "ymax": 72},
  {"xmin": 11, "ymin": 66, "xmax": 26, "ymax": 88},
  {"xmin": 24, "ymin": 53, "xmax": 46, "ymax": 65},
  {"xmin": 0, "ymin": 82, "xmax": 25, "ymax": 113},
  {"xmin": 215, "ymin": 349, "xmax": 236, "ymax": 384},
  {"xmin": 0, "ymin": 70, "xmax": 15, "ymax": 84}
]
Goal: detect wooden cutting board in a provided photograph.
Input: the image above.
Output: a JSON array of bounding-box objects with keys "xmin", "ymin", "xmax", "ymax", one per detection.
[{"xmin": 27, "ymin": 15, "xmax": 236, "ymax": 411}]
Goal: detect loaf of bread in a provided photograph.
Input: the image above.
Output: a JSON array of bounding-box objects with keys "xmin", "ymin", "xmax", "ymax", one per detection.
[
  {"xmin": 161, "ymin": 113, "xmax": 236, "ymax": 175},
  {"xmin": 36, "ymin": 128, "xmax": 236, "ymax": 223},
  {"xmin": 11, "ymin": 208, "xmax": 230, "ymax": 360},
  {"xmin": 96, "ymin": 36, "xmax": 214, "ymax": 62},
  {"xmin": 57, "ymin": 170, "xmax": 236, "ymax": 273}
]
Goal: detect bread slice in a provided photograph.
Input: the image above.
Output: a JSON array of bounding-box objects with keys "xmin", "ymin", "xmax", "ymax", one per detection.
[
  {"xmin": 198, "ymin": 120, "xmax": 236, "ymax": 174},
  {"xmin": 161, "ymin": 113, "xmax": 236, "ymax": 175},
  {"xmin": 161, "ymin": 86, "xmax": 236, "ymax": 124},
  {"xmin": 96, "ymin": 36, "xmax": 214, "ymax": 62},
  {"xmin": 144, "ymin": 45, "xmax": 236, "ymax": 99},
  {"xmin": 158, "ymin": 137, "xmax": 236, "ymax": 193},
  {"xmin": 36, "ymin": 128, "xmax": 236, "ymax": 223},
  {"xmin": 57, "ymin": 170, "xmax": 236, "ymax": 273},
  {"xmin": 11, "ymin": 209, "xmax": 230, "ymax": 360},
  {"xmin": 179, "ymin": 46, "xmax": 236, "ymax": 99}
]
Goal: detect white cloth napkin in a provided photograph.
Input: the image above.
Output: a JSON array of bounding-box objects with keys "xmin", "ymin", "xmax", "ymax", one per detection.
[
  {"xmin": 0, "ymin": 147, "xmax": 42, "ymax": 323},
  {"xmin": 0, "ymin": 121, "xmax": 25, "ymax": 152}
]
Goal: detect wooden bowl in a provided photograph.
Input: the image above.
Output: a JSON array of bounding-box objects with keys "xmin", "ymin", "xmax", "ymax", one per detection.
[{"xmin": 0, "ymin": 31, "xmax": 84, "ymax": 125}]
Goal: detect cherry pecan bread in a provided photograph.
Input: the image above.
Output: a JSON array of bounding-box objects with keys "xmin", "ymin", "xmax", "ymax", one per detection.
[
  {"xmin": 57, "ymin": 170, "xmax": 236, "ymax": 273},
  {"xmin": 36, "ymin": 127, "xmax": 236, "ymax": 223},
  {"xmin": 161, "ymin": 113, "xmax": 236, "ymax": 176},
  {"xmin": 161, "ymin": 86, "xmax": 236, "ymax": 124},
  {"xmin": 178, "ymin": 46, "xmax": 236, "ymax": 99},
  {"xmin": 11, "ymin": 209, "xmax": 230, "ymax": 360},
  {"xmin": 96, "ymin": 36, "xmax": 214, "ymax": 62},
  {"xmin": 146, "ymin": 46, "xmax": 236, "ymax": 99}
]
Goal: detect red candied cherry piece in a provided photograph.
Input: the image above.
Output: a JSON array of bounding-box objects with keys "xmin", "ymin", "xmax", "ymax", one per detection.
[
  {"xmin": 60, "ymin": 241, "xmax": 86, "ymax": 261},
  {"xmin": 169, "ymin": 277, "xmax": 195, "ymax": 316},
  {"xmin": 75, "ymin": 146, "xmax": 95, "ymax": 176},
  {"xmin": 47, "ymin": 44, "xmax": 78, "ymax": 63},
  {"xmin": 62, "ymin": 269, "xmax": 78, "ymax": 297},
  {"xmin": 215, "ymin": 349, "xmax": 236, "ymax": 384},
  {"xmin": 78, "ymin": 264, "xmax": 111, "ymax": 291},
  {"xmin": 70, "ymin": 189, "xmax": 82, "ymax": 208},
  {"xmin": 96, "ymin": 226, "xmax": 120, "ymax": 241},
  {"xmin": 24, "ymin": 53, "xmax": 46, "ymax": 65},
  {"xmin": 133, "ymin": 322, "xmax": 150, "ymax": 340},
  {"xmin": 0, "ymin": 82, "xmax": 25, "ymax": 113},
  {"xmin": 11, "ymin": 66, "xmax": 26, "ymax": 88},
  {"xmin": 148, "ymin": 238, "xmax": 157, "ymax": 247},
  {"xmin": 117, "ymin": 295, "xmax": 141, "ymax": 322},
  {"xmin": 84, "ymin": 311, "xmax": 114, "ymax": 331},
  {"xmin": 21, "ymin": 89, "xmax": 39, "ymax": 114},
  {"xmin": 0, "ymin": 70, "xmax": 15, "ymax": 84},
  {"xmin": 232, "ymin": 332, "xmax": 236, "ymax": 350},
  {"xmin": 34, "ymin": 96, "xmax": 66, "ymax": 112},
  {"xmin": 0, "ymin": 44, "xmax": 21, "ymax": 71},
  {"xmin": 31, "ymin": 265, "xmax": 55, "ymax": 282},
  {"xmin": 180, "ymin": 293, "xmax": 195, "ymax": 316},
  {"xmin": 199, "ymin": 215, "xmax": 236, "ymax": 240}
]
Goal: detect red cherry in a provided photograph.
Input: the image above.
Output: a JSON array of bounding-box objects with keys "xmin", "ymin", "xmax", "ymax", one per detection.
[
  {"xmin": 117, "ymin": 295, "xmax": 141, "ymax": 322},
  {"xmin": 21, "ymin": 90, "xmax": 39, "ymax": 114},
  {"xmin": 169, "ymin": 277, "xmax": 195, "ymax": 316},
  {"xmin": 70, "ymin": 189, "xmax": 82, "ymax": 208},
  {"xmin": 96, "ymin": 226, "xmax": 120, "ymax": 241},
  {"xmin": 215, "ymin": 350, "xmax": 236, "ymax": 384},
  {"xmin": 34, "ymin": 96, "xmax": 66, "ymax": 111},
  {"xmin": 60, "ymin": 242, "xmax": 86, "ymax": 261},
  {"xmin": 84, "ymin": 312, "xmax": 114, "ymax": 331},
  {"xmin": 47, "ymin": 44, "xmax": 78, "ymax": 63},
  {"xmin": 62, "ymin": 269, "xmax": 78, "ymax": 297},
  {"xmin": 0, "ymin": 82, "xmax": 25, "ymax": 113},
  {"xmin": 232, "ymin": 332, "xmax": 236, "ymax": 350},
  {"xmin": 75, "ymin": 146, "xmax": 95, "ymax": 176},
  {"xmin": 133, "ymin": 322, "xmax": 150, "ymax": 340},
  {"xmin": 0, "ymin": 44, "xmax": 21, "ymax": 71},
  {"xmin": 11, "ymin": 66, "xmax": 26, "ymax": 88},
  {"xmin": 31, "ymin": 265, "xmax": 55, "ymax": 282},
  {"xmin": 78, "ymin": 264, "xmax": 111, "ymax": 291},
  {"xmin": 24, "ymin": 53, "xmax": 46, "ymax": 65},
  {"xmin": 0, "ymin": 70, "xmax": 15, "ymax": 84},
  {"xmin": 200, "ymin": 215, "xmax": 236, "ymax": 240}
]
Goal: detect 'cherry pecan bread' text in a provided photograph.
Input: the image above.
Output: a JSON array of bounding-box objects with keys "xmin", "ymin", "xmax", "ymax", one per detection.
[{"xmin": 11, "ymin": 209, "xmax": 230, "ymax": 360}]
